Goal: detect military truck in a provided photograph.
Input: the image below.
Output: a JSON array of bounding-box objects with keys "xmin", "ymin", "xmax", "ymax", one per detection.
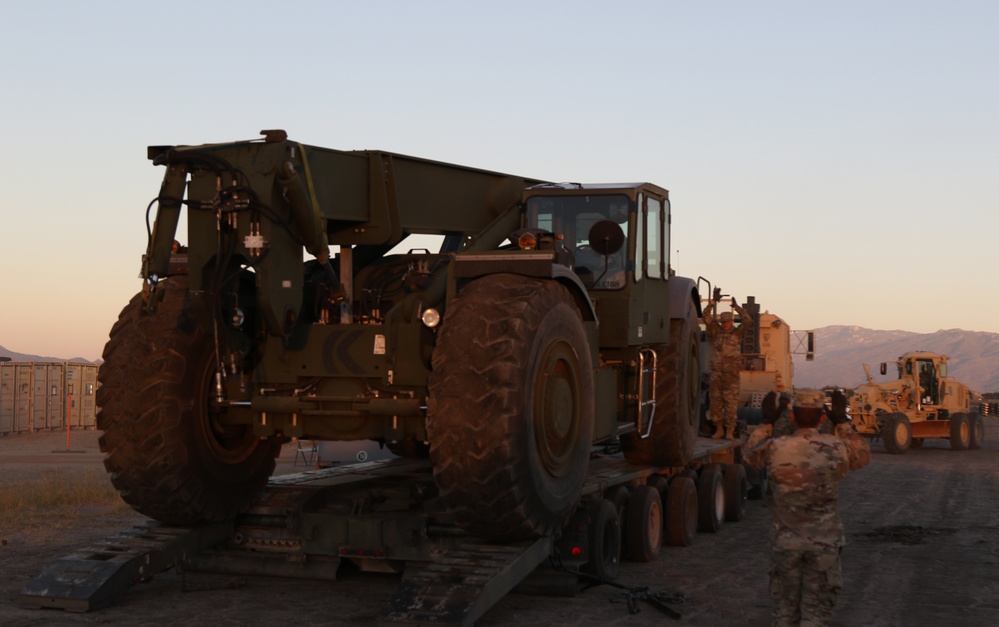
[
  {"xmin": 95, "ymin": 131, "xmax": 704, "ymax": 543},
  {"xmin": 699, "ymin": 294, "xmax": 815, "ymax": 428},
  {"xmin": 849, "ymin": 351, "xmax": 984, "ymax": 453}
]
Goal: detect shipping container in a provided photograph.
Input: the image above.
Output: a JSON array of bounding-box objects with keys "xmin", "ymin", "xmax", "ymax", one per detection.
[{"xmin": 0, "ymin": 362, "xmax": 98, "ymax": 435}]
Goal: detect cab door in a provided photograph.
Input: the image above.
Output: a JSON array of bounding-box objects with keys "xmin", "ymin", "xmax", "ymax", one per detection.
[{"xmin": 628, "ymin": 191, "xmax": 669, "ymax": 345}]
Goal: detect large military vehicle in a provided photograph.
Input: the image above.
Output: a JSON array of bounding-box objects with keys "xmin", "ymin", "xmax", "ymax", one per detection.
[
  {"xmin": 849, "ymin": 351, "xmax": 984, "ymax": 453},
  {"xmin": 699, "ymin": 294, "xmax": 815, "ymax": 427},
  {"xmin": 96, "ymin": 131, "xmax": 704, "ymax": 542}
]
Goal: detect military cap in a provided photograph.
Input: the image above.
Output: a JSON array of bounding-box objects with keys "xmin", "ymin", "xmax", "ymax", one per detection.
[
  {"xmin": 719, "ymin": 311, "xmax": 734, "ymax": 322},
  {"xmin": 794, "ymin": 388, "xmax": 825, "ymax": 409}
]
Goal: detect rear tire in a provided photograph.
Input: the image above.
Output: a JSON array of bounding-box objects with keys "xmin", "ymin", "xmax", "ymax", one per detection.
[
  {"xmin": 621, "ymin": 299, "xmax": 701, "ymax": 466},
  {"xmin": 625, "ymin": 485, "xmax": 662, "ymax": 562},
  {"xmin": 723, "ymin": 464, "xmax": 748, "ymax": 522},
  {"xmin": 428, "ymin": 274, "xmax": 595, "ymax": 540},
  {"xmin": 697, "ymin": 466, "xmax": 725, "ymax": 533},
  {"xmin": 97, "ymin": 277, "xmax": 280, "ymax": 525},
  {"xmin": 969, "ymin": 414, "xmax": 984, "ymax": 450},
  {"xmin": 881, "ymin": 413, "xmax": 912, "ymax": 454},
  {"xmin": 950, "ymin": 413, "xmax": 971, "ymax": 451},
  {"xmin": 665, "ymin": 476, "xmax": 698, "ymax": 547}
]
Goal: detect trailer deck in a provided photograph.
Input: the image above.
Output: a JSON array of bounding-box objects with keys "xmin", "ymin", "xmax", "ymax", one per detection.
[{"xmin": 21, "ymin": 436, "xmax": 744, "ymax": 625}]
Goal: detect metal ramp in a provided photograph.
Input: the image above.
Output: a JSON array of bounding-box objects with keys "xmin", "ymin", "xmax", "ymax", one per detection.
[
  {"xmin": 20, "ymin": 521, "xmax": 232, "ymax": 612},
  {"xmin": 378, "ymin": 537, "xmax": 552, "ymax": 626}
]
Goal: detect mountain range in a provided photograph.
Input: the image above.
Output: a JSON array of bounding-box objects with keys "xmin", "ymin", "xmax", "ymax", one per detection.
[
  {"xmin": 0, "ymin": 345, "xmax": 97, "ymax": 364},
  {"xmin": 793, "ymin": 326, "xmax": 999, "ymax": 393}
]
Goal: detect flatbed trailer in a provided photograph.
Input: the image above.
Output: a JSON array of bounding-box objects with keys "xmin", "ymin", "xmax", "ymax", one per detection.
[{"xmin": 22, "ymin": 436, "xmax": 750, "ymax": 625}]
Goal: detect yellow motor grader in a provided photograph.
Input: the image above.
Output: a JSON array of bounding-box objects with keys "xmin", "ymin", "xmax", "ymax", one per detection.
[{"xmin": 849, "ymin": 351, "xmax": 984, "ymax": 453}]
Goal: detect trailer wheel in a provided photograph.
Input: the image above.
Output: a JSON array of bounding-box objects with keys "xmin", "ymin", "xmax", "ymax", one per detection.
[
  {"xmin": 646, "ymin": 474, "xmax": 669, "ymax": 500},
  {"xmin": 665, "ymin": 475, "xmax": 698, "ymax": 547},
  {"xmin": 625, "ymin": 485, "xmax": 662, "ymax": 562},
  {"xmin": 881, "ymin": 413, "xmax": 912, "ymax": 454},
  {"xmin": 969, "ymin": 414, "xmax": 985, "ymax": 450},
  {"xmin": 96, "ymin": 277, "xmax": 280, "ymax": 525},
  {"xmin": 428, "ymin": 274, "xmax": 594, "ymax": 540},
  {"xmin": 697, "ymin": 466, "xmax": 725, "ymax": 533},
  {"xmin": 723, "ymin": 464, "xmax": 748, "ymax": 522},
  {"xmin": 606, "ymin": 485, "xmax": 631, "ymax": 554},
  {"xmin": 581, "ymin": 499, "xmax": 622, "ymax": 581},
  {"xmin": 950, "ymin": 413, "xmax": 971, "ymax": 451},
  {"xmin": 621, "ymin": 299, "xmax": 701, "ymax": 466}
]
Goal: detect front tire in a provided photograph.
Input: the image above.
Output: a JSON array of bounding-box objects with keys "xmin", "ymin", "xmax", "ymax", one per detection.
[
  {"xmin": 97, "ymin": 277, "xmax": 279, "ymax": 525},
  {"xmin": 428, "ymin": 274, "xmax": 595, "ymax": 540},
  {"xmin": 881, "ymin": 413, "xmax": 912, "ymax": 454}
]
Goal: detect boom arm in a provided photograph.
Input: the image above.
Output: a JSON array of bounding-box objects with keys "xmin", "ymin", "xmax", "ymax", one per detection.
[{"xmin": 143, "ymin": 132, "xmax": 546, "ymax": 335}]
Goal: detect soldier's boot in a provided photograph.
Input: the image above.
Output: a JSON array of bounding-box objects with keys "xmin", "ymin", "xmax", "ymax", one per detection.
[
  {"xmin": 711, "ymin": 424, "xmax": 725, "ymax": 439},
  {"xmin": 724, "ymin": 426, "xmax": 735, "ymax": 440}
]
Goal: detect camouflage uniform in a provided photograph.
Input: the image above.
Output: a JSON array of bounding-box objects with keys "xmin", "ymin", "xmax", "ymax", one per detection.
[
  {"xmin": 772, "ymin": 392, "xmax": 795, "ymax": 438},
  {"xmin": 745, "ymin": 389, "xmax": 871, "ymax": 627},
  {"xmin": 703, "ymin": 300, "xmax": 752, "ymax": 434}
]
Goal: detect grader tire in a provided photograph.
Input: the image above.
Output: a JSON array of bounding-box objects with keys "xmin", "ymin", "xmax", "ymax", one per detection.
[
  {"xmin": 881, "ymin": 413, "xmax": 912, "ymax": 455},
  {"xmin": 96, "ymin": 277, "xmax": 280, "ymax": 525},
  {"xmin": 621, "ymin": 299, "xmax": 701, "ymax": 466},
  {"xmin": 427, "ymin": 274, "xmax": 595, "ymax": 540},
  {"xmin": 950, "ymin": 413, "xmax": 971, "ymax": 451},
  {"xmin": 969, "ymin": 414, "xmax": 985, "ymax": 450}
]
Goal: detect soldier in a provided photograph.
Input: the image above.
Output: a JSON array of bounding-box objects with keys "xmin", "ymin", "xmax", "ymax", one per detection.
[
  {"xmin": 745, "ymin": 389, "xmax": 871, "ymax": 626},
  {"xmin": 761, "ymin": 391, "xmax": 794, "ymax": 438},
  {"xmin": 703, "ymin": 294, "xmax": 752, "ymax": 439}
]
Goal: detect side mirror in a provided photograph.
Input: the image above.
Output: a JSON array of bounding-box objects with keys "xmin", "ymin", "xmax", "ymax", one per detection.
[{"xmin": 588, "ymin": 220, "xmax": 625, "ymax": 256}]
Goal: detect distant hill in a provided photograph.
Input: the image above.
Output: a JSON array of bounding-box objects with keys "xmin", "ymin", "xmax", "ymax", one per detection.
[
  {"xmin": 793, "ymin": 326, "xmax": 999, "ymax": 393},
  {"xmin": 0, "ymin": 344, "xmax": 96, "ymax": 364}
]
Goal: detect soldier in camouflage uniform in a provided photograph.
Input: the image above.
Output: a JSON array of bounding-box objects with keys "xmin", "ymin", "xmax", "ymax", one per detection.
[
  {"xmin": 703, "ymin": 296, "xmax": 752, "ymax": 439},
  {"xmin": 773, "ymin": 391, "xmax": 794, "ymax": 437},
  {"xmin": 745, "ymin": 389, "xmax": 871, "ymax": 627}
]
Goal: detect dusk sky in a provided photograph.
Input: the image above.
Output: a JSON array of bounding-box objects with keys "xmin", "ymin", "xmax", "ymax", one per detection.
[{"xmin": 1, "ymin": 1, "xmax": 997, "ymax": 361}]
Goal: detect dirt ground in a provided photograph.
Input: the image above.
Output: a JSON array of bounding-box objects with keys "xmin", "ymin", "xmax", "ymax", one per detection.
[{"xmin": 2, "ymin": 422, "xmax": 998, "ymax": 626}]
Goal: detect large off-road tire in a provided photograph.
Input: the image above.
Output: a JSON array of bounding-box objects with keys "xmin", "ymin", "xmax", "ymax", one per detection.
[
  {"xmin": 620, "ymin": 300, "xmax": 701, "ymax": 466},
  {"xmin": 950, "ymin": 413, "xmax": 971, "ymax": 451},
  {"xmin": 881, "ymin": 413, "xmax": 912, "ymax": 454},
  {"xmin": 96, "ymin": 277, "xmax": 280, "ymax": 525},
  {"xmin": 427, "ymin": 274, "xmax": 595, "ymax": 540},
  {"xmin": 969, "ymin": 414, "xmax": 985, "ymax": 450}
]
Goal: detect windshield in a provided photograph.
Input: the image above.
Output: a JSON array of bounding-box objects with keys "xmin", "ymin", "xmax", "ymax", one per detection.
[{"xmin": 525, "ymin": 194, "xmax": 631, "ymax": 289}]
